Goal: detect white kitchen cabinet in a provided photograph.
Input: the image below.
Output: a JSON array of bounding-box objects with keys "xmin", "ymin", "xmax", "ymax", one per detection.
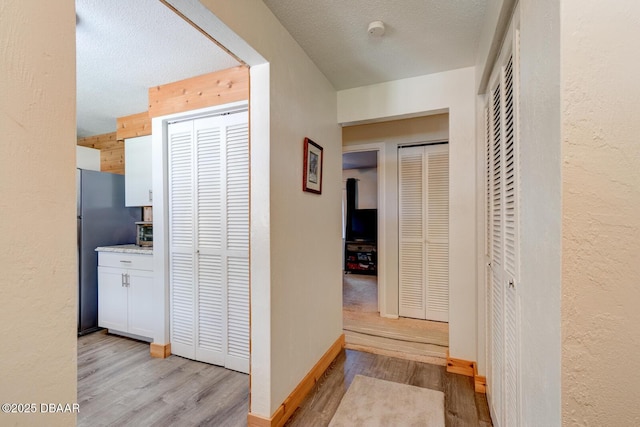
[
  {"xmin": 125, "ymin": 135, "xmax": 153, "ymax": 207},
  {"xmin": 97, "ymin": 267, "xmax": 128, "ymax": 332},
  {"xmin": 98, "ymin": 251, "xmax": 155, "ymax": 339}
]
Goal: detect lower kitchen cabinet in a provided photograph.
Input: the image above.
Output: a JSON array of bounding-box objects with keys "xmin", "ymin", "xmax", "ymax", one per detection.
[{"xmin": 98, "ymin": 251, "xmax": 154, "ymax": 339}]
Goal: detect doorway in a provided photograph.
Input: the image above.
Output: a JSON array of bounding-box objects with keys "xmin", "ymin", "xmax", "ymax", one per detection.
[
  {"xmin": 341, "ymin": 147, "xmax": 448, "ymax": 364},
  {"xmin": 343, "ymin": 150, "xmax": 379, "ymax": 314}
]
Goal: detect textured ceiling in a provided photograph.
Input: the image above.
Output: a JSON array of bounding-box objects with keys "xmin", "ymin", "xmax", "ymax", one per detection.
[
  {"xmin": 262, "ymin": 0, "xmax": 487, "ymax": 90},
  {"xmin": 76, "ymin": 0, "xmax": 239, "ymax": 137}
]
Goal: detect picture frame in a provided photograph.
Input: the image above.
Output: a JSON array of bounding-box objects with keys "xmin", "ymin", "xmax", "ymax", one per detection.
[{"xmin": 302, "ymin": 137, "xmax": 323, "ymax": 194}]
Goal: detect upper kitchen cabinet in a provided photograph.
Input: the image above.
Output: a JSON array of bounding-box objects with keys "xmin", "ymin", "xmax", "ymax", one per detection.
[{"xmin": 125, "ymin": 135, "xmax": 152, "ymax": 207}]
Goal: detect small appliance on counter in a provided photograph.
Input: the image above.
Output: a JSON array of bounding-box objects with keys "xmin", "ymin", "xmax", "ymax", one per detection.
[{"xmin": 136, "ymin": 221, "xmax": 153, "ymax": 247}]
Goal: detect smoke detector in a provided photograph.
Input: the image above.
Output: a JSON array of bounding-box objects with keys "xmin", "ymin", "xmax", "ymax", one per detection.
[{"xmin": 368, "ymin": 21, "xmax": 385, "ymax": 37}]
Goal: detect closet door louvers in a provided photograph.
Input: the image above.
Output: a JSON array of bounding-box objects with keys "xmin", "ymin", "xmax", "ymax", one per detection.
[
  {"xmin": 168, "ymin": 122, "xmax": 196, "ymax": 359},
  {"xmin": 503, "ymin": 52, "xmax": 520, "ymax": 427},
  {"xmin": 168, "ymin": 110, "xmax": 249, "ymax": 374},
  {"xmin": 489, "ymin": 81, "xmax": 504, "ymax": 424},
  {"xmin": 224, "ymin": 118, "xmax": 250, "ymax": 373},
  {"xmin": 194, "ymin": 119, "xmax": 225, "ymax": 366},
  {"xmin": 399, "ymin": 144, "xmax": 449, "ymax": 322},
  {"xmin": 425, "ymin": 148, "xmax": 449, "ymax": 322},
  {"xmin": 399, "ymin": 147, "xmax": 426, "ymax": 319},
  {"xmin": 486, "ymin": 36, "xmax": 520, "ymax": 426}
]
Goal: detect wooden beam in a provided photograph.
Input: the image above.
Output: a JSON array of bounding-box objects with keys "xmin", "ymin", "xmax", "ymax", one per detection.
[
  {"xmin": 117, "ymin": 111, "xmax": 152, "ymax": 140},
  {"xmin": 148, "ymin": 66, "xmax": 249, "ymax": 118},
  {"xmin": 247, "ymin": 334, "xmax": 345, "ymax": 427},
  {"xmin": 77, "ymin": 132, "xmax": 119, "ymax": 150}
]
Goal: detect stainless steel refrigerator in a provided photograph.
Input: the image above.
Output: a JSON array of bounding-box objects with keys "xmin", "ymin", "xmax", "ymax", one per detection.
[{"xmin": 77, "ymin": 169, "xmax": 140, "ymax": 335}]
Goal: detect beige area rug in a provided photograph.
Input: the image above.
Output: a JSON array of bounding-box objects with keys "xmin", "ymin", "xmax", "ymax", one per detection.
[{"xmin": 329, "ymin": 375, "xmax": 445, "ymax": 427}]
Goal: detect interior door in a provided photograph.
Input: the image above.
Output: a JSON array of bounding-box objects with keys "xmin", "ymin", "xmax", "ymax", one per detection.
[
  {"xmin": 168, "ymin": 110, "xmax": 249, "ymax": 374},
  {"xmin": 168, "ymin": 120, "xmax": 196, "ymax": 361},
  {"xmin": 398, "ymin": 144, "xmax": 449, "ymax": 322},
  {"xmin": 486, "ymin": 25, "xmax": 521, "ymax": 426}
]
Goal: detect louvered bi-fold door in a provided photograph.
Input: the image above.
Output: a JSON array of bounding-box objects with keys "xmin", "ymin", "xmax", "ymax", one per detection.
[
  {"xmin": 399, "ymin": 144, "xmax": 449, "ymax": 322},
  {"xmin": 168, "ymin": 121, "xmax": 196, "ymax": 360},
  {"xmin": 486, "ymin": 50, "xmax": 520, "ymax": 427},
  {"xmin": 168, "ymin": 110, "xmax": 249, "ymax": 374}
]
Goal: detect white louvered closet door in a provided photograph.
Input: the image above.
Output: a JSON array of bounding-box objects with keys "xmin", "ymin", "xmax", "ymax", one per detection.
[
  {"xmin": 168, "ymin": 110, "xmax": 249, "ymax": 374},
  {"xmin": 168, "ymin": 121, "xmax": 196, "ymax": 360},
  {"xmin": 486, "ymin": 24, "xmax": 520, "ymax": 427},
  {"xmin": 220, "ymin": 112, "xmax": 250, "ymax": 373},
  {"xmin": 399, "ymin": 144, "xmax": 449, "ymax": 322}
]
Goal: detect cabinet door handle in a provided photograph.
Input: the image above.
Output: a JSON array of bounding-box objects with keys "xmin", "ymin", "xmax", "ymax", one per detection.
[
  {"xmin": 126, "ymin": 273, "xmax": 130, "ymax": 287},
  {"xmin": 149, "ymin": 190, "xmax": 153, "ymax": 202},
  {"xmin": 121, "ymin": 273, "xmax": 126, "ymax": 287},
  {"xmin": 120, "ymin": 260, "xmax": 132, "ymax": 264}
]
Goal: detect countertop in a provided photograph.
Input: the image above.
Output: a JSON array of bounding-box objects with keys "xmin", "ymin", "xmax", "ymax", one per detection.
[{"xmin": 95, "ymin": 244, "xmax": 153, "ymax": 255}]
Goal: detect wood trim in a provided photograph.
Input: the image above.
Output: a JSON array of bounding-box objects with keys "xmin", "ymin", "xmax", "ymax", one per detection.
[
  {"xmin": 446, "ymin": 354, "xmax": 487, "ymax": 394},
  {"xmin": 77, "ymin": 132, "xmax": 119, "ymax": 149},
  {"xmin": 148, "ymin": 66, "xmax": 249, "ymax": 118},
  {"xmin": 447, "ymin": 356, "xmax": 475, "ymax": 377},
  {"xmin": 474, "ymin": 375, "xmax": 487, "ymax": 394},
  {"xmin": 247, "ymin": 334, "xmax": 345, "ymax": 427},
  {"xmin": 150, "ymin": 343, "xmax": 171, "ymax": 358},
  {"xmin": 117, "ymin": 111, "xmax": 152, "ymax": 140}
]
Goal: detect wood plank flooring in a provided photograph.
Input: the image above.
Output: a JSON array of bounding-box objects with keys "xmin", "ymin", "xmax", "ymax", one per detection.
[
  {"xmin": 78, "ymin": 331, "xmax": 248, "ymax": 427},
  {"xmin": 285, "ymin": 349, "xmax": 493, "ymax": 427},
  {"xmin": 344, "ymin": 273, "xmax": 449, "ymax": 363},
  {"xmin": 78, "ymin": 327, "xmax": 490, "ymax": 426}
]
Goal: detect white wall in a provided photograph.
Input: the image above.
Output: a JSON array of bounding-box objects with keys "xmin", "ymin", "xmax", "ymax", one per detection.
[
  {"xmin": 561, "ymin": 2, "xmax": 640, "ymax": 425},
  {"xmin": 0, "ymin": 2, "xmax": 77, "ymax": 426},
  {"xmin": 339, "ymin": 70, "xmax": 477, "ymax": 362},
  {"xmin": 343, "ymin": 168, "xmax": 377, "ymax": 210},
  {"xmin": 518, "ymin": 1, "xmax": 562, "ymax": 424},
  {"xmin": 192, "ymin": 0, "xmax": 343, "ymax": 418},
  {"xmin": 76, "ymin": 145, "xmax": 101, "ymax": 171}
]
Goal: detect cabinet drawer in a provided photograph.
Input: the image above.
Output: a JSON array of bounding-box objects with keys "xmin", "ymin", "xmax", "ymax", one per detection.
[{"xmin": 98, "ymin": 252, "xmax": 153, "ymax": 271}]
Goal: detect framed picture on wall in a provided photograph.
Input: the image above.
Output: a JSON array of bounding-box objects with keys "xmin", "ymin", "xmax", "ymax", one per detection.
[{"xmin": 303, "ymin": 137, "xmax": 323, "ymax": 194}]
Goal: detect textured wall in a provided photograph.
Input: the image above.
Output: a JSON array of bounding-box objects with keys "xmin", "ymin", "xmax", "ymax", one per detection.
[
  {"xmin": 198, "ymin": 0, "xmax": 343, "ymax": 418},
  {"xmin": 562, "ymin": 2, "xmax": 640, "ymax": 425},
  {"xmin": 0, "ymin": 1, "xmax": 77, "ymax": 426}
]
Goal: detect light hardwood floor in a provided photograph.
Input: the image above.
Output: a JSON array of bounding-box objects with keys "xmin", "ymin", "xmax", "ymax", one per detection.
[
  {"xmin": 78, "ymin": 331, "xmax": 248, "ymax": 427},
  {"xmin": 79, "ymin": 330, "xmax": 491, "ymax": 426},
  {"xmin": 285, "ymin": 349, "xmax": 493, "ymax": 427},
  {"xmin": 343, "ymin": 273, "xmax": 449, "ymax": 364}
]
